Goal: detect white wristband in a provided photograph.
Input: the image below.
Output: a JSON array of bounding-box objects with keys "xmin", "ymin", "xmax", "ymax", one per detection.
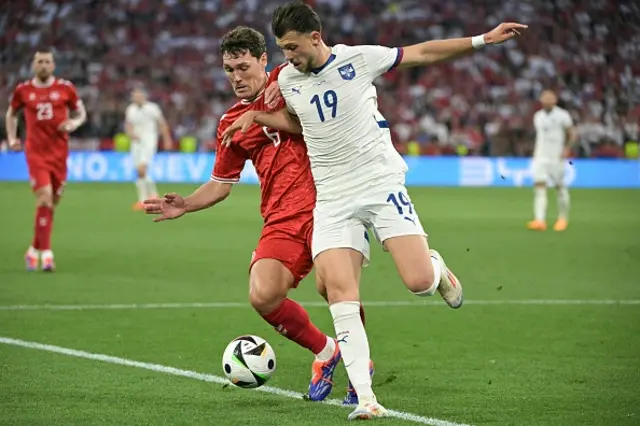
[{"xmin": 471, "ymin": 34, "xmax": 486, "ymax": 49}]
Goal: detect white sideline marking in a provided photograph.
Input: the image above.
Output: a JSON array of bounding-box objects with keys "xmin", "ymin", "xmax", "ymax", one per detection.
[
  {"xmin": 0, "ymin": 336, "xmax": 470, "ymax": 426},
  {"xmin": 0, "ymin": 299, "xmax": 638, "ymax": 311}
]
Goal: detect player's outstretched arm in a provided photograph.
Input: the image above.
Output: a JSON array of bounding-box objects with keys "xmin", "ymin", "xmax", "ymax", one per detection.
[
  {"xmin": 221, "ymin": 109, "xmax": 301, "ymax": 147},
  {"xmin": 5, "ymin": 107, "xmax": 21, "ymax": 150},
  {"xmin": 398, "ymin": 22, "xmax": 528, "ymax": 67},
  {"xmin": 143, "ymin": 180, "xmax": 232, "ymax": 222}
]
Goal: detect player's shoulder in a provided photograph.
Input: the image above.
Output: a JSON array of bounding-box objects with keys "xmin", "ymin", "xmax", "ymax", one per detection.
[
  {"xmin": 218, "ymin": 101, "xmax": 250, "ymax": 129},
  {"xmin": 13, "ymin": 79, "xmax": 33, "ymax": 92},
  {"xmin": 277, "ymin": 62, "xmax": 299, "ymax": 83},
  {"xmin": 53, "ymin": 78, "xmax": 77, "ymax": 90}
]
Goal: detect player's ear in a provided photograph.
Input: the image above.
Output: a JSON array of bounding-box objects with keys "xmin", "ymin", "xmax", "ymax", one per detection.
[
  {"xmin": 259, "ymin": 53, "xmax": 268, "ymax": 67},
  {"xmin": 309, "ymin": 31, "xmax": 322, "ymax": 46}
]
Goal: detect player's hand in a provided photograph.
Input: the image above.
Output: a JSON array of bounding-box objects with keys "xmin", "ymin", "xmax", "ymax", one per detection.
[
  {"xmin": 57, "ymin": 119, "xmax": 78, "ymax": 133},
  {"xmin": 221, "ymin": 111, "xmax": 259, "ymax": 147},
  {"xmin": 143, "ymin": 193, "xmax": 187, "ymax": 222},
  {"xmin": 7, "ymin": 138, "xmax": 22, "ymax": 151},
  {"xmin": 483, "ymin": 22, "xmax": 528, "ymax": 45},
  {"xmin": 264, "ymin": 81, "xmax": 283, "ymax": 110},
  {"xmin": 562, "ymin": 147, "xmax": 572, "ymax": 159}
]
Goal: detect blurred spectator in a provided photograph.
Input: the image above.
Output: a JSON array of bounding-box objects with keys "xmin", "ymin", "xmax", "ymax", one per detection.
[{"xmin": 1, "ymin": 0, "xmax": 638, "ymax": 156}]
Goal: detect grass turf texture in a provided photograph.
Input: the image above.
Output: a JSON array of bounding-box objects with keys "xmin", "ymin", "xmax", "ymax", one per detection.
[{"xmin": 0, "ymin": 182, "xmax": 639, "ymax": 425}]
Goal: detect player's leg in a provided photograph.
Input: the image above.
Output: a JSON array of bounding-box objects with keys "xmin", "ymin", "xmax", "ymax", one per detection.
[
  {"xmin": 314, "ymin": 246, "xmax": 372, "ymax": 406},
  {"xmin": 131, "ymin": 142, "xmax": 147, "ymax": 210},
  {"xmin": 370, "ymin": 187, "xmax": 463, "ymax": 308},
  {"xmin": 26, "ymin": 169, "xmax": 56, "ymax": 271},
  {"xmin": 552, "ymin": 164, "xmax": 569, "ymax": 231},
  {"xmin": 527, "ymin": 161, "xmax": 548, "ymax": 231},
  {"xmin": 249, "ymin": 235, "xmax": 338, "ymax": 401},
  {"xmin": 313, "ymin": 214, "xmax": 386, "ymax": 419},
  {"xmin": 143, "ymin": 142, "xmax": 159, "ymax": 199}
]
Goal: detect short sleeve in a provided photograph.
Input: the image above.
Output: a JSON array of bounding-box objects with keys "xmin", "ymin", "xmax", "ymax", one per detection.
[
  {"xmin": 65, "ymin": 82, "xmax": 80, "ymax": 110},
  {"xmin": 210, "ymin": 117, "xmax": 248, "ymax": 183},
  {"xmin": 356, "ymin": 45, "xmax": 404, "ymax": 80},
  {"xmin": 562, "ymin": 111, "xmax": 573, "ymax": 129},
  {"xmin": 153, "ymin": 103, "xmax": 164, "ymax": 121},
  {"xmin": 9, "ymin": 85, "xmax": 23, "ymax": 111}
]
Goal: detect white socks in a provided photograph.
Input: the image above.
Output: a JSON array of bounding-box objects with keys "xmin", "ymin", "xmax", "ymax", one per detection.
[
  {"xmin": 136, "ymin": 178, "xmax": 147, "ymax": 202},
  {"xmin": 557, "ymin": 187, "xmax": 570, "ymax": 220},
  {"xmin": 136, "ymin": 176, "xmax": 158, "ymax": 202},
  {"xmin": 145, "ymin": 175, "xmax": 158, "ymax": 198},
  {"xmin": 330, "ymin": 301, "xmax": 374, "ymax": 402},
  {"xmin": 315, "ymin": 336, "xmax": 336, "ymax": 362},
  {"xmin": 534, "ymin": 187, "xmax": 547, "ymax": 221},
  {"xmin": 412, "ymin": 255, "xmax": 442, "ymax": 297}
]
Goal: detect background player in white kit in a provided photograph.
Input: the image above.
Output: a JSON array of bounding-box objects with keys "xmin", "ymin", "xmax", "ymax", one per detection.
[
  {"xmin": 125, "ymin": 87, "xmax": 173, "ymax": 210},
  {"xmin": 222, "ymin": 1, "xmax": 526, "ymax": 420},
  {"xmin": 527, "ymin": 90, "xmax": 577, "ymax": 232}
]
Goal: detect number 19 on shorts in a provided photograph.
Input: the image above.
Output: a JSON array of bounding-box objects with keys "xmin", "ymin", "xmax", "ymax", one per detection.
[{"xmin": 387, "ymin": 191, "xmax": 416, "ymax": 224}]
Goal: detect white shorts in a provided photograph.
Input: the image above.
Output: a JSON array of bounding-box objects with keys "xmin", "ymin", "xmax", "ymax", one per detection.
[
  {"xmin": 131, "ymin": 139, "xmax": 158, "ymax": 167},
  {"xmin": 312, "ymin": 184, "xmax": 426, "ymax": 262},
  {"xmin": 532, "ymin": 160, "xmax": 565, "ymax": 186}
]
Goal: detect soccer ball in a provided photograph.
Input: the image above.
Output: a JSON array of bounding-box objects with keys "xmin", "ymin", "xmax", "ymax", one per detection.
[{"xmin": 221, "ymin": 335, "xmax": 276, "ymax": 388}]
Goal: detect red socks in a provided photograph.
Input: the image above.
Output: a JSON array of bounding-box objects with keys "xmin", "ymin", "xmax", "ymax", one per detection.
[
  {"xmin": 261, "ymin": 299, "xmax": 368, "ymax": 355},
  {"xmin": 33, "ymin": 206, "xmax": 53, "ymax": 251},
  {"xmin": 262, "ymin": 298, "xmax": 327, "ymax": 354}
]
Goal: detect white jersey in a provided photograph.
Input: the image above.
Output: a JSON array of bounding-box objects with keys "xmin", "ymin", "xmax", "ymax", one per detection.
[
  {"xmin": 278, "ymin": 44, "xmax": 407, "ymax": 201},
  {"xmin": 532, "ymin": 106, "xmax": 573, "ymax": 162},
  {"xmin": 125, "ymin": 101, "xmax": 163, "ymax": 145}
]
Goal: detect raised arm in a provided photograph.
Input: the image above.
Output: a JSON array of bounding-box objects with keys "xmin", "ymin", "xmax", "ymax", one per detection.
[{"xmin": 399, "ymin": 22, "xmax": 528, "ymax": 67}]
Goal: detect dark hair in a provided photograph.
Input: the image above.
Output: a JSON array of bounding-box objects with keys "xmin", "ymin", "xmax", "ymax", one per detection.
[
  {"xmin": 271, "ymin": 1, "xmax": 322, "ymax": 38},
  {"xmin": 220, "ymin": 26, "xmax": 267, "ymax": 59},
  {"xmin": 34, "ymin": 47, "xmax": 53, "ymax": 56}
]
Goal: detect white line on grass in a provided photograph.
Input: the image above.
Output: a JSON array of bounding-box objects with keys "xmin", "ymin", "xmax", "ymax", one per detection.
[
  {"xmin": 0, "ymin": 299, "xmax": 638, "ymax": 311},
  {"xmin": 0, "ymin": 336, "xmax": 470, "ymax": 426}
]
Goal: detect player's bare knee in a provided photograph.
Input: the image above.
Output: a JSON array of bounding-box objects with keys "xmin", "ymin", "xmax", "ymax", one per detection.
[
  {"xmin": 35, "ymin": 187, "xmax": 54, "ymax": 208},
  {"xmin": 402, "ymin": 265, "xmax": 437, "ymax": 294},
  {"xmin": 249, "ymin": 260, "xmax": 292, "ymax": 315},
  {"xmin": 136, "ymin": 165, "xmax": 147, "ymax": 179}
]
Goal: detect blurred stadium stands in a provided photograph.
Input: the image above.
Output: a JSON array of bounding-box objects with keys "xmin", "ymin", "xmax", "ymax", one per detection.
[{"xmin": 1, "ymin": 0, "xmax": 638, "ymax": 157}]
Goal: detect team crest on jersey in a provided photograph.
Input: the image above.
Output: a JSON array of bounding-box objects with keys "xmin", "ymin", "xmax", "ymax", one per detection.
[
  {"xmin": 50, "ymin": 91, "xmax": 60, "ymax": 101},
  {"xmin": 29, "ymin": 93, "xmax": 36, "ymax": 101},
  {"xmin": 338, "ymin": 63, "xmax": 356, "ymax": 80}
]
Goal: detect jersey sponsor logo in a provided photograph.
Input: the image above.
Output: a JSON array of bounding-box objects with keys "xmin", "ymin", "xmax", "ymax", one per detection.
[
  {"xmin": 29, "ymin": 93, "xmax": 36, "ymax": 101},
  {"xmin": 291, "ymin": 87, "xmax": 301, "ymax": 95},
  {"xmin": 338, "ymin": 63, "xmax": 356, "ymax": 80}
]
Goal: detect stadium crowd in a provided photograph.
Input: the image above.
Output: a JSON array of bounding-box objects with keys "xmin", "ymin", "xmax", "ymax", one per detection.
[{"xmin": 1, "ymin": 0, "xmax": 638, "ymax": 157}]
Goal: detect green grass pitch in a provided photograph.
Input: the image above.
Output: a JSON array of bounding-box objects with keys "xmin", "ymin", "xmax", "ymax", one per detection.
[{"xmin": 0, "ymin": 182, "xmax": 639, "ymax": 425}]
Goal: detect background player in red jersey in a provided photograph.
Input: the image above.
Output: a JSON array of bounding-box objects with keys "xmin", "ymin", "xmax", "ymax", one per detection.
[
  {"xmin": 143, "ymin": 27, "xmax": 369, "ymax": 403},
  {"xmin": 5, "ymin": 49, "xmax": 86, "ymax": 272}
]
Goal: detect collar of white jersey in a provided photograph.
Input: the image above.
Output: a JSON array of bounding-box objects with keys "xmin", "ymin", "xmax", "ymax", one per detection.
[
  {"xmin": 31, "ymin": 77, "xmax": 55, "ymax": 88},
  {"xmin": 310, "ymin": 50, "xmax": 337, "ymax": 75}
]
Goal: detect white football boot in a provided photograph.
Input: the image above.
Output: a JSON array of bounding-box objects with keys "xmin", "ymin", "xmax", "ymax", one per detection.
[
  {"xmin": 347, "ymin": 396, "xmax": 388, "ymax": 421},
  {"xmin": 430, "ymin": 249, "xmax": 463, "ymax": 308}
]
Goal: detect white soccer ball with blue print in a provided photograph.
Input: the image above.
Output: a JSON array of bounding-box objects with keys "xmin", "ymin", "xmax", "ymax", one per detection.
[{"xmin": 222, "ymin": 335, "xmax": 276, "ymax": 388}]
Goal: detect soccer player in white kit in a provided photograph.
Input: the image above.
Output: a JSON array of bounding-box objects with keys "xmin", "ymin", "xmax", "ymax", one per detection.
[
  {"xmin": 222, "ymin": 1, "xmax": 527, "ymax": 419},
  {"xmin": 527, "ymin": 90, "xmax": 577, "ymax": 232},
  {"xmin": 124, "ymin": 87, "xmax": 173, "ymax": 210}
]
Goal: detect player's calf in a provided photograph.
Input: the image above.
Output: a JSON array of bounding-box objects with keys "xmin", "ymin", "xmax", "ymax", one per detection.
[{"xmin": 385, "ymin": 235, "xmax": 439, "ymax": 296}]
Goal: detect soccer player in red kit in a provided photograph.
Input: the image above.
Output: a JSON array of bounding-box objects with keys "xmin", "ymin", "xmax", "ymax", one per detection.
[
  {"xmin": 5, "ymin": 49, "xmax": 87, "ymax": 272},
  {"xmin": 143, "ymin": 27, "xmax": 369, "ymax": 403}
]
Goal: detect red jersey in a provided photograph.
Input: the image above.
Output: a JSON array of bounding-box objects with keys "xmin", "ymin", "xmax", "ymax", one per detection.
[
  {"xmin": 211, "ymin": 65, "xmax": 316, "ymax": 231},
  {"xmin": 10, "ymin": 77, "xmax": 81, "ymax": 168}
]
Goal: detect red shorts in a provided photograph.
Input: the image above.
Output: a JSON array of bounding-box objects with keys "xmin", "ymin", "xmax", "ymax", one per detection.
[
  {"xmin": 28, "ymin": 165, "xmax": 66, "ymax": 196},
  {"xmin": 249, "ymin": 219, "xmax": 314, "ymax": 288}
]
